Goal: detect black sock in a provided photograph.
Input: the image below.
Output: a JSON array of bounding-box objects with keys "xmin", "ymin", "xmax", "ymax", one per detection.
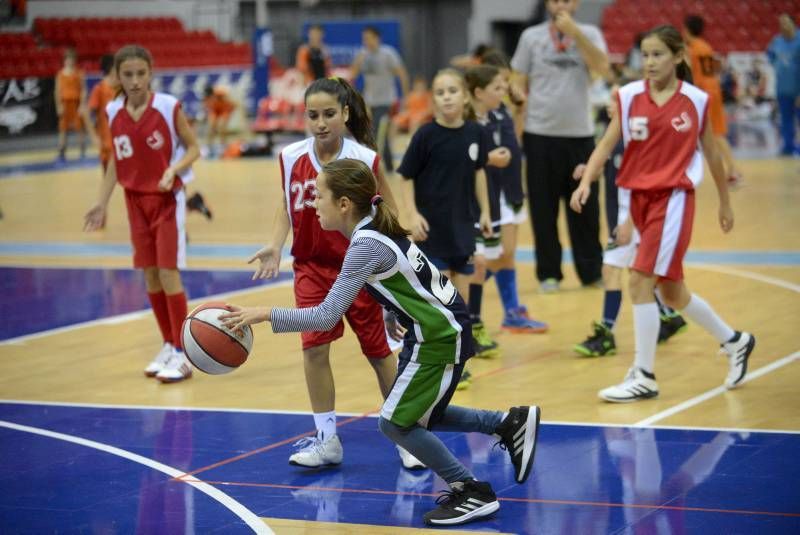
[{"xmin": 468, "ymin": 283, "xmax": 483, "ymax": 323}]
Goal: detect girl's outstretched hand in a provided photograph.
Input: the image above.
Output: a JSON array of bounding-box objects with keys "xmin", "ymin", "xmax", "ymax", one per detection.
[
  {"xmin": 248, "ymin": 245, "xmax": 281, "ymax": 280},
  {"xmin": 219, "ymin": 305, "xmax": 269, "ymax": 332},
  {"xmin": 83, "ymin": 205, "xmax": 107, "ymax": 231}
]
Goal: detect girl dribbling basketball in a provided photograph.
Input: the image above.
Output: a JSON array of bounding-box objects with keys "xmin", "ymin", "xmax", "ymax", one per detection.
[
  {"xmin": 84, "ymin": 45, "xmax": 199, "ymax": 383},
  {"xmin": 221, "ymin": 158, "xmax": 540, "ymax": 527}
]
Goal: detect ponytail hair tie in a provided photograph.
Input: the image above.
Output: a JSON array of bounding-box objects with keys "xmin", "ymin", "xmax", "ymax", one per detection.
[{"xmin": 371, "ymin": 194, "xmax": 383, "ymax": 206}]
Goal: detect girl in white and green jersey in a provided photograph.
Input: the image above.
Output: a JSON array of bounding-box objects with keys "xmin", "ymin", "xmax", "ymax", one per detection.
[{"xmin": 221, "ymin": 158, "xmax": 540, "ymax": 527}]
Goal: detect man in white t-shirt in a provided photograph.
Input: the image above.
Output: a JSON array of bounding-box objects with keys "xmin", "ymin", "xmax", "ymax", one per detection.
[{"xmin": 511, "ymin": 0, "xmax": 609, "ymax": 292}]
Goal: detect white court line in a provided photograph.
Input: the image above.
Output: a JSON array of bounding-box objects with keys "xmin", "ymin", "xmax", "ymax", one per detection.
[
  {"xmin": 0, "ymin": 278, "xmax": 293, "ymax": 346},
  {"xmin": 0, "ymin": 419, "xmax": 272, "ymax": 534},
  {"xmin": 4, "ymin": 400, "xmax": 799, "ymax": 436},
  {"xmin": 3, "ymin": 262, "xmax": 798, "ymax": 431},
  {"xmin": 634, "ymin": 351, "xmax": 800, "ymax": 427},
  {"xmin": 632, "ymin": 262, "xmax": 800, "ymax": 427},
  {"xmin": 688, "ymin": 263, "xmax": 800, "ymax": 293}
]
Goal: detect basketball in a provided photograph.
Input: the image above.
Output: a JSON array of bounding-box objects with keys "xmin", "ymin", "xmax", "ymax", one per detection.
[{"xmin": 181, "ymin": 302, "xmax": 254, "ymax": 374}]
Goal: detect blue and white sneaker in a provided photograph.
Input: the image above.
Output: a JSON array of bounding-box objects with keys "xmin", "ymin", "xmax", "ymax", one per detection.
[{"xmin": 502, "ymin": 306, "xmax": 548, "ymax": 333}]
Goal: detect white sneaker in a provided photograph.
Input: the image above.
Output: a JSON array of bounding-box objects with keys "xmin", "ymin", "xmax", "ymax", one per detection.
[
  {"xmin": 144, "ymin": 343, "xmax": 174, "ymax": 377},
  {"xmin": 155, "ymin": 349, "xmax": 193, "ymax": 383},
  {"xmin": 289, "ymin": 434, "xmax": 343, "ymax": 467},
  {"xmin": 599, "ymin": 367, "xmax": 659, "ymax": 402},
  {"xmin": 721, "ymin": 331, "xmax": 755, "ymax": 389},
  {"xmin": 397, "ymin": 446, "xmax": 426, "ymax": 470}
]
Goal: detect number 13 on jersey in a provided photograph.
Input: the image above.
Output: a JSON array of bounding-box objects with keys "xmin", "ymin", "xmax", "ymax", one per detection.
[{"xmin": 113, "ymin": 135, "xmax": 134, "ymax": 160}]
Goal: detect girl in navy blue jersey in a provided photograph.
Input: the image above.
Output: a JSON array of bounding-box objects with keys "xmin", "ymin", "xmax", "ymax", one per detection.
[
  {"xmin": 466, "ymin": 64, "xmax": 549, "ymax": 337},
  {"xmin": 397, "ymin": 68, "xmax": 494, "ymax": 373}
]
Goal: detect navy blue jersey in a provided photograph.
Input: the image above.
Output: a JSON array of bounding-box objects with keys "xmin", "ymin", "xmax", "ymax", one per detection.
[
  {"xmin": 398, "ymin": 120, "xmax": 489, "ymax": 258},
  {"xmin": 492, "ymin": 103, "xmax": 525, "ymax": 206},
  {"xmin": 477, "ymin": 114, "xmax": 502, "ymax": 223}
]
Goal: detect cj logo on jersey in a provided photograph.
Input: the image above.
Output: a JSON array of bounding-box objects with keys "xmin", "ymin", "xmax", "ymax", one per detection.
[
  {"xmin": 670, "ymin": 112, "xmax": 692, "ymax": 133},
  {"xmin": 146, "ymin": 130, "xmax": 165, "ymax": 150}
]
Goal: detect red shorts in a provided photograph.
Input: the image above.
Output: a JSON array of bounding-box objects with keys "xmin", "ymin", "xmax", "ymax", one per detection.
[
  {"xmin": 293, "ymin": 261, "xmax": 391, "ymax": 358},
  {"xmin": 124, "ymin": 188, "xmax": 186, "ymax": 269},
  {"xmin": 630, "ymin": 188, "xmax": 694, "ymax": 281}
]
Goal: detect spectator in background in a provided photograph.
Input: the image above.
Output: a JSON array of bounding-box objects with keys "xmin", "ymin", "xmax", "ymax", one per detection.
[
  {"xmin": 624, "ymin": 33, "xmax": 644, "ymax": 79},
  {"xmin": 391, "ymin": 74, "xmax": 433, "ymax": 137},
  {"xmin": 296, "ymin": 24, "xmax": 331, "ymax": 84},
  {"xmin": 450, "ymin": 43, "xmax": 490, "ymax": 69},
  {"xmin": 510, "ymin": 0, "xmax": 608, "ymax": 293},
  {"xmin": 203, "ymin": 84, "xmax": 236, "ymax": 158},
  {"xmin": 767, "ymin": 13, "xmax": 800, "ymax": 156},
  {"xmin": 351, "ymin": 26, "xmax": 410, "ymax": 174},
  {"xmin": 87, "ymin": 54, "xmax": 117, "ymax": 173},
  {"xmin": 684, "ymin": 15, "xmax": 745, "ymax": 186},
  {"xmin": 55, "ymin": 48, "xmax": 89, "ymax": 162}
]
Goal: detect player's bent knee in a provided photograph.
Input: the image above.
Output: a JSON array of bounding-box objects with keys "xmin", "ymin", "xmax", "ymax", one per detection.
[{"xmin": 379, "ymin": 416, "xmax": 410, "ymax": 440}]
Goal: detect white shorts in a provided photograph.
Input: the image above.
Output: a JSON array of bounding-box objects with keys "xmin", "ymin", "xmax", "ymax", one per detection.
[
  {"xmin": 602, "ymin": 228, "xmax": 640, "ymax": 269},
  {"xmin": 498, "ymin": 190, "xmax": 527, "ymax": 226}
]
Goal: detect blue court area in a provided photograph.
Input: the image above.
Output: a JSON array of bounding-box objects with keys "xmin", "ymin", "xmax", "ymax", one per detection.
[
  {"xmin": 0, "ymin": 267, "xmax": 293, "ymax": 340},
  {"xmin": 1, "ymin": 402, "xmax": 798, "ymax": 533}
]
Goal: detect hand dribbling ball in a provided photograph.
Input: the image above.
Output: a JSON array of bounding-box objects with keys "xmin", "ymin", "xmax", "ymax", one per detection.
[{"xmin": 181, "ymin": 302, "xmax": 253, "ymax": 374}]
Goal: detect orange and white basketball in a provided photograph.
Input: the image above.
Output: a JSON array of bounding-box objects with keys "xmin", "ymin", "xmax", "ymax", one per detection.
[{"xmin": 181, "ymin": 302, "xmax": 253, "ymax": 374}]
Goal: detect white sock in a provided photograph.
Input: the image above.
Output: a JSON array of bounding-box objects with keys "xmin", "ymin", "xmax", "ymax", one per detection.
[
  {"xmin": 313, "ymin": 411, "xmax": 337, "ymax": 440},
  {"xmin": 633, "ymin": 302, "xmax": 660, "ymax": 374},
  {"xmin": 681, "ymin": 294, "xmax": 735, "ymax": 343}
]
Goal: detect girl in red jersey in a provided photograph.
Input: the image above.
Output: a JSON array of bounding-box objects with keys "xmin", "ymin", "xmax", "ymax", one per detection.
[
  {"xmin": 570, "ymin": 26, "xmax": 755, "ymax": 403},
  {"xmin": 247, "ymin": 77, "xmax": 421, "ymax": 469},
  {"xmin": 84, "ymin": 45, "xmax": 200, "ymax": 384}
]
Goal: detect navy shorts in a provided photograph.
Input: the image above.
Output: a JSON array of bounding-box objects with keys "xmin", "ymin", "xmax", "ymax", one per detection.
[{"xmin": 427, "ymin": 255, "xmax": 475, "ymax": 275}]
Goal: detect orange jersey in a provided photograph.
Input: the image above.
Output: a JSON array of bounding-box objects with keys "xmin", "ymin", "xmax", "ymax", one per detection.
[
  {"xmin": 405, "ymin": 90, "xmax": 432, "ymax": 116},
  {"xmin": 57, "ymin": 68, "xmax": 84, "ymax": 101},
  {"xmin": 204, "ymin": 95, "xmax": 235, "ymax": 117},
  {"xmin": 687, "ymin": 38, "xmax": 720, "ymax": 93},
  {"xmin": 88, "ymin": 79, "xmax": 116, "ymax": 147}
]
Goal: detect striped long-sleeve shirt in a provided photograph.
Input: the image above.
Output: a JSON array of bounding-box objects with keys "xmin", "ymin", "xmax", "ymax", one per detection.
[{"xmin": 270, "ymin": 236, "xmax": 396, "ymax": 333}]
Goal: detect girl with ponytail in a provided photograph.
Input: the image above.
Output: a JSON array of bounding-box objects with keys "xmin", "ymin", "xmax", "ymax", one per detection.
[
  {"xmin": 246, "ymin": 76, "xmax": 413, "ymax": 469},
  {"xmin": 569, "ymin": 25, "xmax": 754, "ymax": 403},
  {"xmin": 222, "ymin": 158, "xmax": 541, "ymax": 528}
]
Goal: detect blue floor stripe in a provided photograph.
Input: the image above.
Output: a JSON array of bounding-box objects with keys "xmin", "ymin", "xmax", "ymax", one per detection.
[
  {"xmin": 0, "ymin": 157, "xmax": 100, "ymax": 177},
  {"xmin": 1, "ymin": 242, "xmax": 798, "ymax": 266}
]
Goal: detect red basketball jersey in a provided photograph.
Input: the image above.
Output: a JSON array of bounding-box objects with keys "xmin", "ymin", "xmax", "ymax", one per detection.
[
  {"xmin": 616, "ymin": 80, "xmax": 708, "ymax": 191},
  {"xmin": 280, "ymin": 137, "xmax": 380, "ymax": 267},
  {"xmin": 107, "ymin": 92, "xmax": 194, "ymax": 193}
]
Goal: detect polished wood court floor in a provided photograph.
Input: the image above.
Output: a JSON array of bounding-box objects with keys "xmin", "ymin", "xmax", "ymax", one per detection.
[{"xmin": 0, "ymin": 149, "xmax": 798, "ymax": 532}]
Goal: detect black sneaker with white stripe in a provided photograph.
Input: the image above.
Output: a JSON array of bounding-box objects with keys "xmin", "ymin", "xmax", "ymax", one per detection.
[
  {"xmin": 423, "ymin": 480, "xmax": 499, "ymax": 526},
  {"xmin": 721, "ymin": 331, "xmax": 755, "ymax": 389},
  {"xmin": 494, "ymin": 405, "xmax": 541, "ymax": 484}
]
